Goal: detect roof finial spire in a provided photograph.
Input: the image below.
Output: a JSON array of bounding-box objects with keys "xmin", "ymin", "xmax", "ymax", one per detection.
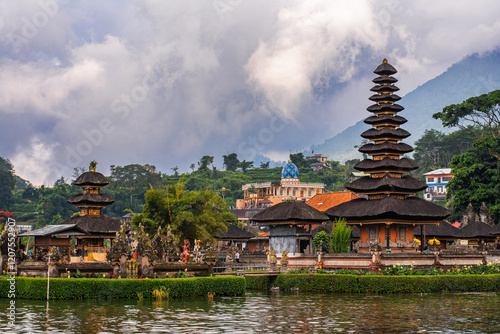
[
  {"xmin": 382, "ymin": 58, "xmax": 388, "ymax": 64},
  {"xmin": 89, "ymin": 160, "xmax": 97, "ymax": 173}
]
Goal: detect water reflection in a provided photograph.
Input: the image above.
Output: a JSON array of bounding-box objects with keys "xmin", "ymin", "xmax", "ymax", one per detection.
[{"xmin": 1, "ymin": 291, "xmax": 499, "ymax": 333}]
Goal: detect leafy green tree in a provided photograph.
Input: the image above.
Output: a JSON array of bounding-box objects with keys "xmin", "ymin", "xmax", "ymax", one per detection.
[
  {"xmin": 171, "ymin": 166, "xmax": 179, "ymax": 176},
  {"xmin": 198, "ymin": 156, "xmax": 214, "ymax": 171},
  {"xmin": 107, "ymin": 164, "xmax": 163, "ymax": 217},
  {"xmin": 413, "ymin": 127, "xmax": 479, "ymax": 173},
  {"xmin": 223, "ymin": 153, "xmax": 240, "ymax": 171},
  {"xmin": 132, "ymin": 181, "xmax": 236, "ymax": 246},
  {"xmin": 0, "ymin": 157, "xmax": 15, "ymax": 210},
  {"xmin": 433, "ymin": 89, "xmax": 500, "ymax": 160},
  {"xmin": 290, "ymin": 152, "xmax": 310, "ymax": 169},
  {"xmin": 446, "ymin": 136, "xmax": 500, "ymax": 222},
  {"xmin": 238, "ymin": 160, "xmax": 253, "ymax": 172},
  {"xmin": 330, "ymin": 218, "xmax": 352, "ymax": 253},
  {"xmin": 260, "ymin": 161, "xmax": 270, "ymax": 169}
]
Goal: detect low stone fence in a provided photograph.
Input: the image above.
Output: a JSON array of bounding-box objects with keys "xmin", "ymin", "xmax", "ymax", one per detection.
[
  {"xmin": 17, "ymin": 261, "xmax": 213, "ymax": 278},
  {"xmin": 269, "ymin": 252, "xmax": 488, "ymax": 270}
]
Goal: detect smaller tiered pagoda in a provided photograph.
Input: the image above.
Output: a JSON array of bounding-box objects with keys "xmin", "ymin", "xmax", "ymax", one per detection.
[
  {"xmin": 22, "ymin": 161, "xmax": 121, "ymax": 262},
  {"xmin": 63, "ymin": 161, "xmax": 121, "ymax": 260}
]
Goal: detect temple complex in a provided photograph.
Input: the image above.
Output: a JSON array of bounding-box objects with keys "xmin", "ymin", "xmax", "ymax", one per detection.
[
  {"xmin": 237, "ymin": 160, "xmax": 325, "ymax": 209},
  {"xmin": 326, "ymin": 59, "xmax": 450, "ymax": 252}
]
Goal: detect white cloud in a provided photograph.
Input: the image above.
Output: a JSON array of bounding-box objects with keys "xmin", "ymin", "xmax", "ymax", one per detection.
[{"xmin": 2, "ymin": 1, "xmax": 500, "ymax": 184}]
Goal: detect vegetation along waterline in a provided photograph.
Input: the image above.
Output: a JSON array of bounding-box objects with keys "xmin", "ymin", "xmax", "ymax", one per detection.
[{"xmin": 0, "ymin": 276, "xmax": 245, "ymax": 300}]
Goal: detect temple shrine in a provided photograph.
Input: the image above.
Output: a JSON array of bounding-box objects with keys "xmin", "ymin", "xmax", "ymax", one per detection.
[
  {"xmin": 23, "ymin": 162, "xmax": 121, "ymax": 261},
  {"xmin": 326, "ymin": 59, "xmax": 450, "ymax": 252}
]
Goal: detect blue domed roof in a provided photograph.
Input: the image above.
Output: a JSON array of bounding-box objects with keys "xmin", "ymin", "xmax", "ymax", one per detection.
[{"xmin": 282, "ymin": 160, "xmax": 299, "ymax": 179}]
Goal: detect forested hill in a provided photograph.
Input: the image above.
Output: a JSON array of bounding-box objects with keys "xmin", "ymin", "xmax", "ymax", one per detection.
[{"xmin": 310, "ymin": 51, "xmax": 500, "ymax": 162}]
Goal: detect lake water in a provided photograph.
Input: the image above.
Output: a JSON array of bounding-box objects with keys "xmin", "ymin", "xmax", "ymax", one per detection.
[{"xmin": 1, "ymin": 291, "xmax": 499, "ymax": 333}]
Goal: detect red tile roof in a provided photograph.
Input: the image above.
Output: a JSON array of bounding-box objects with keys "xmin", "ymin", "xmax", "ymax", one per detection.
[{"xmin": 306, "ymin": 191, "xmax": 359, "ymax": 212}]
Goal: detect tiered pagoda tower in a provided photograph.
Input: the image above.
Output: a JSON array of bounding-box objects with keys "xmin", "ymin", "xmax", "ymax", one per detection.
[
  {"xmin": 326, "ymin": 59, "xmax": 450, "ymax": 252},
  {"xmin": 63, "ymin": 162, "xmax": 121, "ymax": 257}
]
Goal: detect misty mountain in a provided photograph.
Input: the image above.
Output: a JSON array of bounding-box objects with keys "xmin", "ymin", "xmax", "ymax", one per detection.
[{"xmin": 308, "ymin": 51, "xmax": 500, "ymax": 162}]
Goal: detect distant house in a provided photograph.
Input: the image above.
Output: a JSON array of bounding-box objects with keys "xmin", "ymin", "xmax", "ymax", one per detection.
[
  {"xmin": 306, "ymin": 153, "xmax": 331, "ymax": 171},
  {"xmin": 16, "ymin": 223, "xmax": 34, "ymax": 233},
  {"xmin": 423, "ymin": 168, "xmax": 453, "ymax": 201}
]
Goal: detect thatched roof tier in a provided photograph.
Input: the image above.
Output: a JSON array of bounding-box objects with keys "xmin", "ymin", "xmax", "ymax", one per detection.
[
  {"xmin": 414, "ymin": 220, "xmax": 496, "ymax": 239},
  {"xmin": 67, "ymin": 193, "xmax": 115, "ymax": 206},
  {"xmin": 74, "ymin": 172, "xmax": 110, "ymax": 186},
  {"xmin": 345, "ymin": 175, "xmax": 427, "ymax": 193},
  {"xmin": 354, "ymin": 157, "xmax": 419, "ymax": 172},
  {"xmin": 361, "ymin": 127, "xmax": 410, "ymax": 140},
  {"xmin": 364, "ymin": 115, "xmax": 407, "ymax": 126},
  {"xmin": 370, "ymin": 85, "xmax": 399, "ymax": 93},
  {"xmin": 413, "ymin": 222, "xmax": 459, "ymax": 239},
  {"xmin": 63, "ymin": 215, "xmax": 121, "ymax": 234},
  {"xmin": 216, "ymin": 224, "xmax": 255, "ymax": 240},
  {"xmin": 374, "ymin": 59, "xmax": 397, "ymax": 75},
  {"xmin": 369, "ymin": 94, "xmax": 401, "ymax": 103},
  {"xmin": 252, "ymin": 201, "xmax": 328, "ymax": 223},
  {"xmin": 367, "ymin": 103, "xmax": 404, "ymax": 113},
  {"xmin": 372, "ymin": 76, "xmax": 398, "ymax": 84},
  {"xmin": 456, "ymin": 221, "xmax": 496, "ymax": 239},
  {"xmin": 491, "ymin": 224, "xmax": 500, "ymax": 236},
  {"xmin": 358, "ymin": 142, "xmax": 414, "ymax": 154},
  {"xmin": 325, "ymin": 196, "xmax": 450, "ymax": 222}
]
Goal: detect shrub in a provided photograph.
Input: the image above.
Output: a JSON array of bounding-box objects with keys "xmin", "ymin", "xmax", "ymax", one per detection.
[
  {"xmin": 245, "ymin": 276, "xmax": 276, "ymax": 290},
  {"xmin": 313, "ymin": 231, "xmax": 330, "ymax": 252},
  {"xmin": 0, "ymin": 276, "xmax": 245, "ymax": 300},
  {"xmin": 330, "ymin": 218, "xmax": 352, "ymax": 253},
  {"xmin": 276, "ymin": 274, "xmax": 500, "ymax": 293}
]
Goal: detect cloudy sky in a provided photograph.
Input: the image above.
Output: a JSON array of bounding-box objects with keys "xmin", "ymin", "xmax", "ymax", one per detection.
[{"xmin": 1, "ymin": 0, "xmax": 500, "ymax": 185}]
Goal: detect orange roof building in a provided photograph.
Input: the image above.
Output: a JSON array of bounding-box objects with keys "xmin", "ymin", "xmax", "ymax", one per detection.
[{"xmin": 306, "ymin": 191, "xmax": 360, "ymax": 212}]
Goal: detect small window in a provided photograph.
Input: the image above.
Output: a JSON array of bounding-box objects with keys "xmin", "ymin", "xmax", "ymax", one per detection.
[
  {"xmin": 427, "ymin": 177, "xmax": 434, "ymax": 183},
  {"xmin": 442, "ymin": 177, "xmax": 452, "ymax": 182},
  {"xmin": 280, "ymin": 189, "xmax": 283, "ymax": 196},
  {"xmin": 308, "ymin": 189, "xmax": 311, "ymax": 196},
  {"xmin": 292, "ymin": 189, "xmax": 296, "ymax": 196}
]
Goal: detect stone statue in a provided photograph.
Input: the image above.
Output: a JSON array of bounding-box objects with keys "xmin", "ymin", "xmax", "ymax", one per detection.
[
  {"xmin": 135, "ymin": 223, "xmax": 152, "ymax": 258},
  {"xmin": 281, "ymin": 250, "xmax": 289, "ymax": 264},
  {"xmin": 269, "ymin": 249, "xmax": 277, "ymax": 264}
]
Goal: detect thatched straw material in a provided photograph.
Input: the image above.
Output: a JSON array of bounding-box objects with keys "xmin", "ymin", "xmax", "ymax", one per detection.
[
  {"xmin": 63, "ymin": 215, "xmax": 121, "ymax": 234},
  {"xmin": 345, "ymin": 175, "xmax": 427, "ymax": 193},
  {"xmin": 325, "ymin": 196, "xmax": 450, "ymax": 222},
  {"xmin": 252, "ymin": 201, "xmax": 328, "ymax": 223},
  {"xmin": 367, "ymin": 103, "xmax": 404, "ymax": 113},
  {"xmin": 358, "ymin": 142, "xmax": 413, "ymax": 154},
  {"xmin": 364, "ymin": 115, "xmax": 407, "ymax": 126},
  {"xmin": 354, "ymin": 157, "xmax": 418, "ymax": 172},
  {"xmin": 361, "ymin": 127, "xmax": 410, "ymax": 140},
  {"xmin": 67, "ymin": 193, "xmax": 115, "ymax": 205},
  {"xmin": 73, "ymin": 172, "xmax": 110, "ymax": 186}
]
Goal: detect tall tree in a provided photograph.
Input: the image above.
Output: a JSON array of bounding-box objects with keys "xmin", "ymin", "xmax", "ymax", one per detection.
[
  {"xmin": 290, "ymin": 152, "xmax": 309, "ymax": 169},
  {"xmin": 198, "ymin": 156, "xmax": 214, "ymax": 171},
  {"xmin": 223, "ymin": 153, "xmax": 240, "ymax": 172},
  {"xmin": 433, "ymin": 89, "xmax": 500, "ymax": 160},
  {"xmin": 0, "ymin": 157, "xmax": 15, "ymax": 210},
  {"xmin": 238, "ymin": 160, "xmax": 253, "ymax": 172},
  {"xmin": 260, "ymin": 161, "xmax": 270, "ymax": 169},
  {"xmin": 445, "ymin": 136, "xmax": 500, "ymax": 222},
  {"xmin": 132, "ymin": 181, "xmax": 235, "ymax": 245}
]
